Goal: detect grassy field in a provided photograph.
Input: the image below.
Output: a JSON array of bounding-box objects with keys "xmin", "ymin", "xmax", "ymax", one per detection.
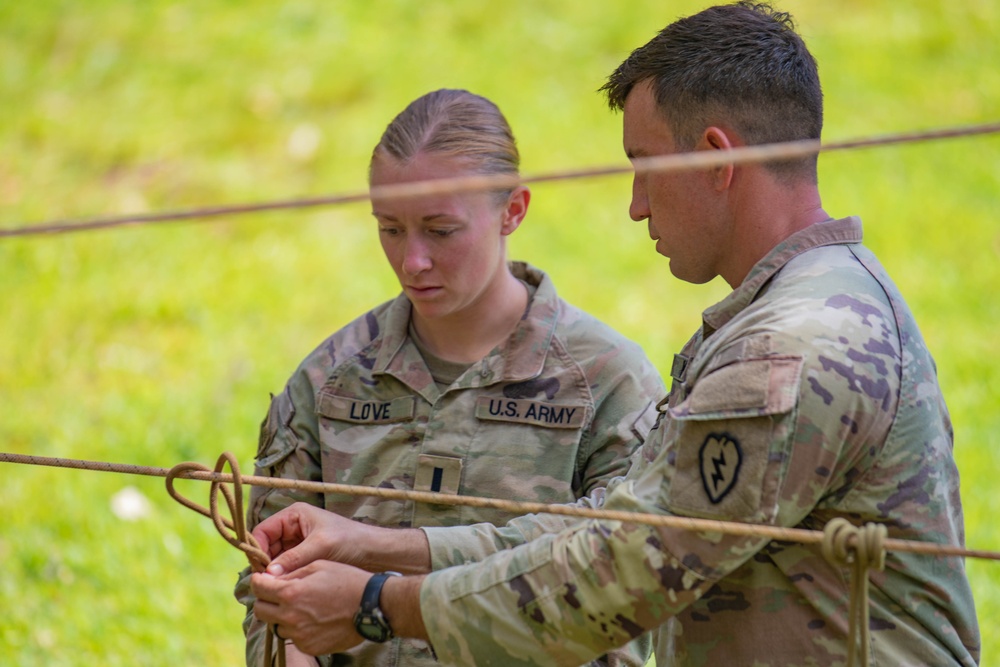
[{"xmin": 1, "ymin": 1, "xmax": 998, "ymax": 665}]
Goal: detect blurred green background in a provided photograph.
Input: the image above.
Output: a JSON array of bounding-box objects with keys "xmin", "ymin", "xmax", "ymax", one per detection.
[{"xmin": 1, "ymin": 1, "xmax": 997, "ymax": 665}]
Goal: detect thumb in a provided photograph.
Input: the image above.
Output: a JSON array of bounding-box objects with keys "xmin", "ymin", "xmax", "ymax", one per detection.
[{"xmin": 266, "ymin": 538, "xmax": 328, "ymax": 576}]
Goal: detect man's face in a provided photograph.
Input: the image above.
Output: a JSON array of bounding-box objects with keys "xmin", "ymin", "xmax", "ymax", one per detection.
[{"xmin": 622, "ymin": 80, "xmax": 727, "ymax": 285}]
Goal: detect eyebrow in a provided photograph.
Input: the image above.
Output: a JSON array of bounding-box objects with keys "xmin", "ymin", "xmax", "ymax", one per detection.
[{"xmin": 371, "ymin": 211, "xmax": 451, "ymax": 223}]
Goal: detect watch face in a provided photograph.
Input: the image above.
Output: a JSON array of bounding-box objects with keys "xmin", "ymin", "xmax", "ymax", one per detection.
[{"xmin": 354, "ymin": 609, "xmax": 392, "ymax": 643}]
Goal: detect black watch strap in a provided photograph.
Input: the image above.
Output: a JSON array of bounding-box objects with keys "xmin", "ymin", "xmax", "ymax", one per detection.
[{"xmin": 354, "ymin": 571, "xmax": 402, "ymax": 643}]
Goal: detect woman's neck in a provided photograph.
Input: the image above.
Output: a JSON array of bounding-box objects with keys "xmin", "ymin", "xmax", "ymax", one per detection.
[{"xmin": 411, "ymin": 269, "xmax": 528, "ymax": 364}]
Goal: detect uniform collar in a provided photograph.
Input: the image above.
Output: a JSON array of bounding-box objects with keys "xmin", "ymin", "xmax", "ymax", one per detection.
[
  {"xmin": 702, "ymin": 216, "xmax": 864, "ymax": 338},
  {"xmin": 372, "ymin": 261, "xmax": 559, "ymax": 387}
]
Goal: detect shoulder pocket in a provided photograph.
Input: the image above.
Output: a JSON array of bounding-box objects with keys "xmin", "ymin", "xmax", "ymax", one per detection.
[
  {"xmin": 256, "ymin": 388, "xmax": 297, "ymax": 469},
  {"xmin": 664, "ymin": 357, "xmax": 803, "ymax": 522}
]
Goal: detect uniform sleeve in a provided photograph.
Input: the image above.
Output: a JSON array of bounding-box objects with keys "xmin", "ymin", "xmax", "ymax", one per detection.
[
  {"xmin": 420, "ymin": 338, "xmax": 861, "ymax": 665},
  {"xmin": 233, "ymin": 366, "xmax": 325, "ymax": 667}
]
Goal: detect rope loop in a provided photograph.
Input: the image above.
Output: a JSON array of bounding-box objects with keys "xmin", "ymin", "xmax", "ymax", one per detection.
[
  {"xmin": 821, "ymin": 518, "xmax": 888, "ymax": 667},
  {"xmin": 166, "ymin": 451, "xmax": 285, "ymax": 667}
]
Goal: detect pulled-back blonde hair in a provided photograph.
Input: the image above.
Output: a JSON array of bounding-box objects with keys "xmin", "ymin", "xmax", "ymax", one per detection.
[{"xmin": 370, "ymin": 89, "xmax": 520, "ymax": 199}]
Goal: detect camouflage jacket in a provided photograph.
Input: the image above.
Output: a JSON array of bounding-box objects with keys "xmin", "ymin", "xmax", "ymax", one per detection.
[
  {"xmin": 235, "ymin": 262, "xmax": 665, "ymax": 667},
  {"xmin": 420, "ymin": 217, "xmax": 981, "ymax": 666}
]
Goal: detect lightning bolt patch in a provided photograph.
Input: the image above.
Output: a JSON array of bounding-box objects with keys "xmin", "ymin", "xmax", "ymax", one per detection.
[{"xmin": 699, "ymin": 433, "xmax": 743, "ymax": 503}]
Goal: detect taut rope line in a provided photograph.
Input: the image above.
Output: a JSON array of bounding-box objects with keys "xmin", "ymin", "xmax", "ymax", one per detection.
[
  {"xmin": 2, "ymin": 450, "xmax": 998, "ymax": 562},
  {"xmin": 1, "ymin": 121, "xmax": 998, "ymax": 239}
]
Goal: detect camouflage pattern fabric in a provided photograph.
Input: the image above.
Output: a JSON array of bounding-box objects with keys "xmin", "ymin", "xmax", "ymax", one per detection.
[
  {"xmin": 234, "ymin": 262, "xmax": 665, "ymax": 667},
  {"xmin": 420, "ymin": 217, "xmax": 981, "ymax": 666}
]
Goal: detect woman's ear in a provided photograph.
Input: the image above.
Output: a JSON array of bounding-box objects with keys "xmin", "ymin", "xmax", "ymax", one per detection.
[
  {"xmin": 500, "ymin": 186, "xmax": 530, "ymax": 236},
  {"xmin": 701, "ymin": 126, "xmax": 735, "ymax": 191}
]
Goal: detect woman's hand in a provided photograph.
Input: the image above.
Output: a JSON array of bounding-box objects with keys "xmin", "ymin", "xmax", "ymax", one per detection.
[{"xmin": 252, "ymin": 502, "xmax": 431, "ymax": 575}]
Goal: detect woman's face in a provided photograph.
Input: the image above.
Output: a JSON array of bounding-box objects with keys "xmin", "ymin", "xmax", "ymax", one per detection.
[{"xmin": 370, "ymin": 152, "xmax": 525, "ymax": 324}]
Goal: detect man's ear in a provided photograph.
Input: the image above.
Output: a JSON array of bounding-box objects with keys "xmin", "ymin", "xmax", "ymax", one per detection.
[
  {"xmin": 500, "ymin": 186, "xmax": 530, "ymax": 236},
  {"xmin": 701, "ymin": 126, "xmax": 735, "ymax": 191}
]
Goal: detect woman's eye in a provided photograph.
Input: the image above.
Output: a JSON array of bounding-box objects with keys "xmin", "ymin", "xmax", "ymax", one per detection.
[
  {"xmin": 430, "ymin": 228, "xmax": 455, "ymax": 238},
  {"xmin": 378, "ymin": 227, "xmax": 400, "ymax": 236}
]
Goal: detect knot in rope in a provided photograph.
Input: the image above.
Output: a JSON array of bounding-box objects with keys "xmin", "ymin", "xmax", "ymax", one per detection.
[
  {"xmin": 166, "ymin": 452, "xmax": 286, "ymax": 667},
  {"xmin": 821, "ymin": 518, "xmax": 888, "ymax": 667}
]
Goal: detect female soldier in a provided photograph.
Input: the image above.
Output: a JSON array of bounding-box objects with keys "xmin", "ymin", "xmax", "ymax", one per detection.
[{"xmin": 236, "ymin": 89, "xmax": 664, "ymax": 666}]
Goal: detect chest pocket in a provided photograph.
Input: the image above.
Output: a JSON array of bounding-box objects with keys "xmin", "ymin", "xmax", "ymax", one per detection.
[
  {"xmin": 664, "ymin": 356, "xmax": 803, "ymax": 523},
  {"xmin": 453, "ymin": 393, "xmax": 590, "ymax": 522},
  {"xmin": 315, "ymin": 387, "xmax": 420, "ymax": 524}
]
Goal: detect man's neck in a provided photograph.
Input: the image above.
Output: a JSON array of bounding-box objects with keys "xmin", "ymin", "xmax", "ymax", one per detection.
[{"xmin": 722, "ymin": 173, "xmax": 829, "ymax": 288}]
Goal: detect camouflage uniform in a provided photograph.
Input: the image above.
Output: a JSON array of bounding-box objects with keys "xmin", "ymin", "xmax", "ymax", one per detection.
[
  {"xmin": 419, "ymin": 217, "xmax": 981, "ymax": 666},
  {"xmin": 235, "ymin": 261, "xmax": 665, "ymax": 667}
]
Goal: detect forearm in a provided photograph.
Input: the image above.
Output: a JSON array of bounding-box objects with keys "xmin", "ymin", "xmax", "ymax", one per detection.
[
  {"xmin": 423, "ymin": 474, "xmax": 629, "ymax": 570},
  {"xmin": 358, "ymin": 525, "xmax": 432, "ymax": 575}
]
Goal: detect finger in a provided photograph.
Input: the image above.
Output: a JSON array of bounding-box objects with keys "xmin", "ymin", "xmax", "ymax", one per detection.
[
  {"xmin": 250, "ymin": 571, "xmax": 285, "ymax": 604},
  {"xmin": 267, "ymin": 537, "xmax": 331, "ymax": 576},
  {"xmin": 251, "ymin": 596, "xmax": 281, "ymax": 625},
  {"xmin": 252, "ymin": 509, "xmax": 306, "ymax": 558}
]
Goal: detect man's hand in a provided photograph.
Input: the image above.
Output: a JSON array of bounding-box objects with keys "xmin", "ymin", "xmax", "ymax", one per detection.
[
  {"xmin": 251, "ymin": 560, "xmax": 368, "ymax": 656},
  {"xmin": 250, "ymin": 561, "xmax": 429, "ymax": 656},
  {"xmin": 252, "ymin": 502, "xmax": 431, "ymax": 576}
]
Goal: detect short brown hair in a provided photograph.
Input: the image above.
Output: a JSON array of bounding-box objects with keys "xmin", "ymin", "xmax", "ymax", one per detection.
[{"xmin": 601, "ymin": 2, "xmax": 823, "ymax": 182}]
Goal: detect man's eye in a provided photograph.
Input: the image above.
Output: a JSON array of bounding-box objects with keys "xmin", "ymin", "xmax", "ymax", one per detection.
[{"xmin": 379, "ymin": 227, "xmax": 400, "ymax": 236}]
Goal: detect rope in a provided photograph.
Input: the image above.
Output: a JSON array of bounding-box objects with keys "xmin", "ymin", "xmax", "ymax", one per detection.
[
  {"xmin": 165, "ymin": 452, "xmax": 285, "ymax": 667},
  {"xmin": 822, "ymin": 518, "xmax": 888, "ymax": 667},
  {"xmin": 3, "ymin": 450, "xmax": 998, "ymax": 563},
  {"xmin": 1, "ymin": 121, "xmax": 997, "ymax": 239}
]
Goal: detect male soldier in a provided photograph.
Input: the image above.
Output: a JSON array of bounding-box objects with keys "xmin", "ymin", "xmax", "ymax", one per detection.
[{"xmin": 250, "ymin": 3, "xmax": 981, "ymax": 665}]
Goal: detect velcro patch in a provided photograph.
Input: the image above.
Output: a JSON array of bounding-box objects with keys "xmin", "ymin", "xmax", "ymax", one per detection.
[
  {"xmin": 316, "ymin": 392, "xmax": 415, "ymax": 424},
  {"xmin": 474, "ymin": 397, "xmax": 586, "ymax": 429},
  {"xmin": 414, "ymin": 454, "xmax": 463, "ymax": 495}
]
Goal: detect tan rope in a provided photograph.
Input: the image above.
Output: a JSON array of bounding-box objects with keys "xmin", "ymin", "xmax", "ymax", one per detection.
[
  {"xmin": 822, "ymin": 518, "xmax": 888, "ymax": 667},
  {"xmin": 1, "ymin": 121, "xmax": 997, "ymax": 239},
  {"xmin": 165, "ymin": 452, "xmax": 285, "ymax": 667},
  {"xmin": 3, "ymin": 450, "xmax": 998, "ymax": 563}
]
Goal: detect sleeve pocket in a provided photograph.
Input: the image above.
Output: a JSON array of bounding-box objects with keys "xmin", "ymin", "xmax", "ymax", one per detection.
[
  {"xmin": 255, "ymin": 388, "xmax": 297, "ymax": 470},
  {"xmin": 664, "ymin": 357, "xmax": 803, "ymax": 522}
]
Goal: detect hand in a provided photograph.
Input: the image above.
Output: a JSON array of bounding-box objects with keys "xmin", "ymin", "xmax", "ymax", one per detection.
[
  {"xmin": 251, "ymin": 560, "xmax": 369, "ymax": 656},
  {"xmin": 252, "ymin": 502, "xmax": 374, "ymax": 574},
  {"xmin": 284, "ymin": 645, "xmax": 321, "ymax": 667},
  {"xmin": 252, "ymin": 502, "xmax": 431, "ymax": 575}
]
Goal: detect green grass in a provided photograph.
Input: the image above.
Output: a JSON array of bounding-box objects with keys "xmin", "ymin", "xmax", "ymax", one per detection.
[{"xmin": 1, "ymin": 1, "xmax": 998, "ymax": 664}]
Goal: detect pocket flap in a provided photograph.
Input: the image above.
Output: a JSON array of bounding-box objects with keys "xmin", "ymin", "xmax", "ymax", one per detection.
[{"xmin": 672, "ymin": 357, "xmax": 803, "ymax": 420}]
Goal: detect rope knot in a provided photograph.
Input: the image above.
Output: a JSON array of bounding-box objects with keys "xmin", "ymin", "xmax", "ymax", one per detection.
[
  {"xmin": 166, "ymin": 452, "xmax": 285, "ymax": 667},
  {"xmin": 820, "ymin": 517, "xmax": 888, "ymax": 667}
]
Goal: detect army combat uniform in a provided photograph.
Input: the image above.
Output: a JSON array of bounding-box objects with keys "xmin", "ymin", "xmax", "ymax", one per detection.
[
  {"xmin": 419, "ymin": 218, "xmax": 981, "ymax": 666},
  {"xmin": 235, "ymin": 262, "xmax": 665, "ymax": 666}
]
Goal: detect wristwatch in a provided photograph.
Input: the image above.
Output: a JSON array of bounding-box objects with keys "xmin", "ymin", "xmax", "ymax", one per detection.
[{"xmin": 353, "ymin": 571, "xmax": 403, "ymax": 643}]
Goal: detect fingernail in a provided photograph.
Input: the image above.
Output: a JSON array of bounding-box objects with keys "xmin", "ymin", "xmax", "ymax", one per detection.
[{"xmin": 267, "ymin": 563, "xmax": 285, "ymax": 576}]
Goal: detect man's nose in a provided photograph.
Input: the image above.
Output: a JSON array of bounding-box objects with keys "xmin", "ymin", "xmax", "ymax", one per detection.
[{"xmin": 629, "ymin": 175, "xmax": 650, "ymax": 222}]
